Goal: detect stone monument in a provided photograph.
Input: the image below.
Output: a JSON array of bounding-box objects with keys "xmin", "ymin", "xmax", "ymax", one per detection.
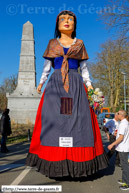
[{"xmin": 7, "ymin": 21, "xmax": 41, "ymax": 124}]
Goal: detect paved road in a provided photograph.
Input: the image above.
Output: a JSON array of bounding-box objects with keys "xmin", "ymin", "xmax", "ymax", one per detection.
[{"xmin": 0, "ymin": 131, "xmax": 123, "ymax": 193}]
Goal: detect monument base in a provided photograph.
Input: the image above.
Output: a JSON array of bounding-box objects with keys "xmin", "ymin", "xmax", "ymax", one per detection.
[{"xmin": 7, "ymin": 92, "xmax": 41, "ymax": 124}]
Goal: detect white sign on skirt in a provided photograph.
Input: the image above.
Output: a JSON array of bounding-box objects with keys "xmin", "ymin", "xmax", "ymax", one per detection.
[{"xmin": 59, "ymin": 137, "xmax": 73, "ymax": 147}]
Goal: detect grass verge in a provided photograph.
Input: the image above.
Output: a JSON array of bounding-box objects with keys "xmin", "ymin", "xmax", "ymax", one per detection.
[{"xmin": 0, "ymin": 123, "xmax": 34, "ymax": 144}]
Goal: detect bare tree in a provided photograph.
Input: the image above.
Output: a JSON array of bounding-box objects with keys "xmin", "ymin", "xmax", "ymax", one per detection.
[
  {"xmin": 99, "ymin": 0, "xmax": 129, "ymax": 37},
  {"xmin": 0, "ymin": 74, "xmax": 17, "ymax": 110},
  {"xmin": 89, "ymin": 38, "xmax": 129, "ymax": 110}
]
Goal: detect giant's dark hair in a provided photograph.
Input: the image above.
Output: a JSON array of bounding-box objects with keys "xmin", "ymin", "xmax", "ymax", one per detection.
[{"xmin": 54, "ymin": 10, "xmax": 77, "ymax": 39}]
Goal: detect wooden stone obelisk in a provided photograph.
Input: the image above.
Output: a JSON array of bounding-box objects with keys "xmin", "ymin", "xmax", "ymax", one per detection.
[{"xmin": 7, "ymin": 21, "xmax": 41, "ymax": 124}]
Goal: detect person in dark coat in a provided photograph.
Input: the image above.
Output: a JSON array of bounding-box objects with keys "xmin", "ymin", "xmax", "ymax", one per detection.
[{"xmin": 0, "ymin": 108, "xmax": 12, "ymax": 153}]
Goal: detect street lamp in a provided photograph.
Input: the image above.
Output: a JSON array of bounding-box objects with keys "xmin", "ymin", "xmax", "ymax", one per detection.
[{"xmin": 121, "ymin": 72, "xmax": 126, "ymax": 111}]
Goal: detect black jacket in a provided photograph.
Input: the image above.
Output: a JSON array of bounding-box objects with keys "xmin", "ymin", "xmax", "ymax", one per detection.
[{"xmin": 0, "ymin": 113, "xmax": 12, "ymax": 136}]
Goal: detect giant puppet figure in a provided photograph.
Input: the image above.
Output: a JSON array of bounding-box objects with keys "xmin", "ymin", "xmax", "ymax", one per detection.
[{"xmin": 26, "ymin": 10, "xmax": 108, "ymax": 178}]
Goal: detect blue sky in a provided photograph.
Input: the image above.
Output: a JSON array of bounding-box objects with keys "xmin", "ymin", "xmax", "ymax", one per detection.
[{"xmin": 0, "ymin": 0, "xmax": 116, "ymax": 90}]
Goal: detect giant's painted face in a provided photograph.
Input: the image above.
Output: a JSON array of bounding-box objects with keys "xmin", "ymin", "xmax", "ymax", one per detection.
[{"xmin": 58, "ymin": 14, "xmax": 74, "ymax": 34}]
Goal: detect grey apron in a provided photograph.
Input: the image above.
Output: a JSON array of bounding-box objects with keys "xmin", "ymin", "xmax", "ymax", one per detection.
[{"xmin": 40, "ymin": 69, "xmax": 94, "ymax": 147}]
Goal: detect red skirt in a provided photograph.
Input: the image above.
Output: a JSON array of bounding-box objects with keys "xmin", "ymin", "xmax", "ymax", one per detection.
[{"xmin": 26, "ymin": 84, "xmax": 108, "ymax": 177}]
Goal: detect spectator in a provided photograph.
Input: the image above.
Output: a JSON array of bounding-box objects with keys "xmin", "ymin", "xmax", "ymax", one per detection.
[
  {"xmin": 126, "ymin": 114, "xmax": 129, "ymax": 122},
  {"xmin": 0, "ymin": 108, "xmax": 12, "ymax": 153},
  {"xmin": 103, "ymin": 112, "xmax": 120, "ymax": 165},
  {"xmin": 104, "ymin": 113, "xmax": 119, "ymax": 141},
  {"xmin": 108, "ymin": 110, "xmax": 129, "ymax": 190}
]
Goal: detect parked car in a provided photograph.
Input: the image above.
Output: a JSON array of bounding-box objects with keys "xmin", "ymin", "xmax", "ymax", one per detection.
[{"xmin": 97, "ymin": 112, "xmax": 115, "ymax": 130}]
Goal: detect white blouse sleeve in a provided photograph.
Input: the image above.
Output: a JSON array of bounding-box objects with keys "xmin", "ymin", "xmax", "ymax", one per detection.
[
  {"xmin": 79, "ymin": 60, "xmax": 92, "ymax": 87},
  {"xmin": 39, "ymin": 59, "xmax": 52, "ymax": 85}
]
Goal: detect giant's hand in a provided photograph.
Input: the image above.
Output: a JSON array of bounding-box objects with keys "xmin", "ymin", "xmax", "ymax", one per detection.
[
  {"xmin": 88, "ymin": 85, "xmax": 93, "ymax": 91},
  {"xmin": 37, "ymin": 84, "xmax": 43, "ymax": 93}
]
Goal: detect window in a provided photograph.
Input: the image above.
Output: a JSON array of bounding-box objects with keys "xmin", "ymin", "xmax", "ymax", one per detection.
[{"xmin": 105, "ymin": 114, "xmax": 115, "ymax": 119}]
